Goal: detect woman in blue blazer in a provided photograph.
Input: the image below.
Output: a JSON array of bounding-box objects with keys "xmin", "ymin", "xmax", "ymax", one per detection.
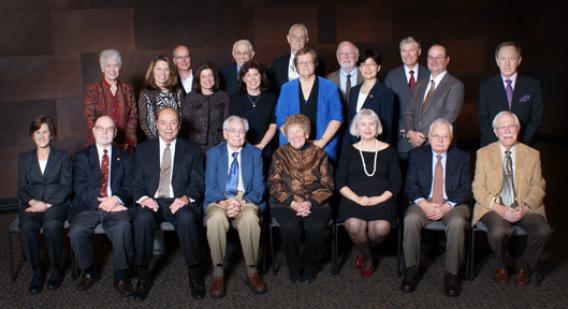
[{"xmin": 17, "ymin": 116, "xmax": 72, "ymax": 294}]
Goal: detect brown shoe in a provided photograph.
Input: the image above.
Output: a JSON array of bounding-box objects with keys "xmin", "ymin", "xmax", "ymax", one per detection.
[
  {"xmin": 114, "ymin": 278, "xmax": 134, "ymax": 297},
  {"xmin": 494, "ymin": 267, "xmax": 509, "ymax": 285},
  {"xmin": 209, "ymin": 276, "xmax": 225, "ymax": 298},
  {"xmin": 514, "ymin": 269, "xmax": 529, "ymax": 287},
  {"xmin": 245, "ymin": 273, "xmax": 267, "ymax": 294}
]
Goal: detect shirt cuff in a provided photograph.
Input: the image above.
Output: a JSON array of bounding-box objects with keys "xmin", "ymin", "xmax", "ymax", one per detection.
[
  {"xmin": 446, "ymin": 201, "xmax": 457, "ymax": 208},
  {"xmin": 414, "ymin": 198, "xmax": 426, "ymax": 205},
  {"xmin": 137, "ymin": 196, "xmax": 149, "ymax": 205},
  {"xmin": 112, "ymin": 195, "xmax": 124, "ymax": 205}
]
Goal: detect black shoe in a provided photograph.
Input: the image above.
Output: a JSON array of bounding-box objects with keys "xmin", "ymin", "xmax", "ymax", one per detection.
[
  {"xmin": 189, "ymin": 278, "xmax": 205, "ymax": 300},
  {"xmin": 302, "ymin": 269, "xmax": 316, "ymax": 283},
  {"xmin": 288, "ymin": 266, "xmax": 301, "ymax": 284},
  {"xmin": 401, "ymin": 266, "xmax": 420, "ymax": 293},
  {"xmin": 77, "ymin": 272, "xmax": 98, "ymax": 291},
  {"xmin": 47, "ymin": 269, "xmax": 63, "ymax": 290},
  {"xmin": 444, "ymin": 273, "xmax": 461, "ymax": 297},
  {"xmin": 115, "ymin": 278, "xmax": 134, "ymax": 297},
  {"xmin": 28, "ymin": 270, "xmax": 44, "ymax": 295},
  {"xmin": 133, "ymin": 280, "xmax": 151, "ymax": 302}
]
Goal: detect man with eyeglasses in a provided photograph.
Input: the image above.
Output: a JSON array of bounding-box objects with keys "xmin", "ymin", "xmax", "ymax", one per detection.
[
  {"xmin": 69, "ymin": 115, "xmax": 135, "ymax": 297},
  {"xmin": 472, "ymin": 111, "xmax": 550, "ymax": 287},
  {"xmin": 326, "ymin": 41, "xmax": 363, "ymax": 106},
  {"xmin": 401, "ymin": 118, "xmax": 471, "ymax": 297},
  {"xmin": 173, "ymin": 44, "xmax": 194, "ymax": 96},
  {"xmin": 403, "ymin": 44, "xmax": 464, "ymax": 149},
  {"xmin": 204, "ymin": 115, "xmax": 267, "ymax": 298}
]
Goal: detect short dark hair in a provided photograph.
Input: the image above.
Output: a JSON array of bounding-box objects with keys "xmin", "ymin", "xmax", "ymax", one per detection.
[
  {"xmin": 193, "ymin": 62, "xmax": 220, "ymax": 94},
  {"xmin": 29, "ymin": 115, "xmax": 56, "ymax": 138},
  {"xmin": 429, "ymin": 43, "xmax": 449, "ymax": 58},
  {"xmin": 357, "ymin": 49, "xmax": 382, "ymax": 66},
  {"xmin": 495, "ymin": 41, "xmax": 521, "ymax": 58},
  {"xmin": 238, "ymin": 60, "xmax": 270, "ymax": 93}
]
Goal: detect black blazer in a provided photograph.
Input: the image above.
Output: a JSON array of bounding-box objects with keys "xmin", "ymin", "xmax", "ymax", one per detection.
[
  {"xmin": 405, "ymin": 145, "xmax": 471, "ymax": 206},
  {"xmin": 132, "ymin": 138, "xmax": 204, "ymax": 203},
  {"xmin": 70, "ymin": 145, "xmax": 133, "ymax": 219},
  {"xmin": 345, "ymin": 81, "xmax": 395, "ymax": 144},
  {"xmin": 477, "ymin": 74, "xmax": 543, "ymax": 146},
  {"xmin": 271, "ymin": 53, "xmax": 326, "ymax": 93},
  {"xmin": 17, "ymin": 148, "xmax": 72, "ymax": 210},
  {"xmin": 219, "ymin": 63, "xmax": 240, "ymax": 96}
]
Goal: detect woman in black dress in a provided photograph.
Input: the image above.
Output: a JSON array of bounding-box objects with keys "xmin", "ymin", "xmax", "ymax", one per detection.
[
  {"xmin": 229, "ymin": 60, "xmax": 277, "ymax": 172},
  {"xmin": 17, "ymin": 116, "xmax": 72, "ymax": 294},
  {"xmin": 336, "ymin": 109, "xmax": 401, "ymax": 277}
]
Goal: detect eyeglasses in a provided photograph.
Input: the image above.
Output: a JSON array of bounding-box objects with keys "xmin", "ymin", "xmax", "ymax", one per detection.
[
  {"xmin": 94, "ymin": 126, "xmax": 116, "ymax": 134},
  {"xmin": 427, "ymin": 56, "xmax": 447, "ymax": 61},
  {"xmin": 496, "ymin": 125, "xmax": 518, "ymax": 132},
  {"xmin": 225, "ymin": 129, "xmax": 246, "ymax": 136},
  {"xmin": 296, "ymin": 61, "xmax": 315, "ymax": 67},
  {"xmin": 174, "ymin": 55, "xmax": 190, "ymax": 60},
  {"xmin": 429, "ymin": 134, "xmax": 451, "ymax": 141}
]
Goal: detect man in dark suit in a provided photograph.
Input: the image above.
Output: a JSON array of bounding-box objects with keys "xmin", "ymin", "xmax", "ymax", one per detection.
[
  {"xmin": 401, "ymin": 118, "xmax": 471, "ymax": 297},
  {"xmin": 132, "ymin": 107, "xmax": 205, "ymax": 301},
  {"xmin": 173, "ymin": 44, "xmax": 194, "ymax": 96},
  {"xmin": 477, "ymin": 41, "xmax": 543, "ymax": 146},
  {"xmin": 69, "ymin": 116, "xmax": 134, "ymax": 297},
  {"xmin": 271, "ymin": 23, "xmax": 325, "ymax": 92},
  {"xmin": 384, "ymin": 36, "xmax": 429, "ymax": 161},
  {"xmin": 326, "ymin": 41, "xmax": 363, "ymax": 107},
  {"xmin": 219, "ymin": 39, "xmax": 255, "ymax": 96},
  {"xmin": 403, "ymin": 44, "xmax": 464, "ymax": 149},
  {"xmin": 204, "ymin": 116, "xmax": 267, "ymax": 298}
]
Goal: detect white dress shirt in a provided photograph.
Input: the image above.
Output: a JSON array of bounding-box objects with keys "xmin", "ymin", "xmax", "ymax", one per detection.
[
  {"xmin": 288, "ymin": 53, "xmax": 299, "ymax": 81},
  {"xmin": 404, "ymin": 64, "xmax": 420, "ymax": 83},
  {"xmin": 339, "ymin": 68, "xmax": 359, "ymax": 95},
  {"xmin": 180, "ymin": 71, "xmax": 194, "ymax": 94}
]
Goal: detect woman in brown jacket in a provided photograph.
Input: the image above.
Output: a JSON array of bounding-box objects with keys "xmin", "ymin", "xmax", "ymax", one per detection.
[{"xmin": 268, "ymin": 114, "xmax": 334, "ymax": 283}]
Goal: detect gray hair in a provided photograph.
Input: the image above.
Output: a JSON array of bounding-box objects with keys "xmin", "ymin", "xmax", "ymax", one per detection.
[
  {"xmin": 349, "ymin": 109, "xmax": 383, "ymax": 137},
  {"xmin": 232, "ymin": 39, "xmax": 254, "ymax": 54},
  {"xmin": 428, "ymin": 118, "xmax": 453, "ymax": 136},
  {"xmin": 99, "ymin": 49, "xmax": 122, "ymax": 71},
  {"xmin": 492, "ymin": 111, "xmax": 521, "ymax": 130},
  {"xmin": 223, "ymin": 115, "xmax": 249, "ymax": 132},
  {"xmin": 288, "ymin": 23, "xmax": 308, "ymax": 38},
  {"xmin": 399, "ymin": 36, "xmax": 421, "ymax": 51},
  {"xmin": 336, "ymin": 41, "xmax": 360, "ymax": 58}
]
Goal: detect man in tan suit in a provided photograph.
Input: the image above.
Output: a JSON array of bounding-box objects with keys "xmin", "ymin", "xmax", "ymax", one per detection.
[{"xmin": 472, "ymin": 111, "xmax": 551, "ymax": 287}]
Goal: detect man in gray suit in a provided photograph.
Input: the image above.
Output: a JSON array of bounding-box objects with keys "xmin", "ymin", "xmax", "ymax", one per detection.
[
  {"xmin": 326, "ymin": 41, "xmax": 363, "ymax": 107},
  {"xmin": 385, "ymin": 37, "xmax": 429, "ymax": 161},
  {"xmin": 403, "ymin": 44, "xmax": 464, "ymax": 149}
]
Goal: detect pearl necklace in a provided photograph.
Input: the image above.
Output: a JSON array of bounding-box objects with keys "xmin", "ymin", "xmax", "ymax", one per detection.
[{"xmin": 358, "ymin": 139, "xmax": 378, "ymax": 177}]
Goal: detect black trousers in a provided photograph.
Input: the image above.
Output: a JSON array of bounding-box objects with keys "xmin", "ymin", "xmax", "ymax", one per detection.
[
  {"xmin": 272, "ymin": 205, "xmax": 331, "ymax": 272},
  {"xmin": 19, "ymin": 205, "xmax": 68, "ymax": 269},
  {"xmin": 133, "ymin": 199, "xmax": 202, "ymax": 269},
  {"xmin": 69, "ymin": 209, "xmax": 133, "ymax": 272}
]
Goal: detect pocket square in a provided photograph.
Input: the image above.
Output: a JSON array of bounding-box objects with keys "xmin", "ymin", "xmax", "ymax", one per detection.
[{"xmin": 519, "ymin": 94, "xmax": 531, "ymax": 103}]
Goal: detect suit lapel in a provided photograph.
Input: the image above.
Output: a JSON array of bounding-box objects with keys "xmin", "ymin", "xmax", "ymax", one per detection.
[
  {"xmin": 513, "ymin": 144, "xmax": 525, "ymax": 200},
  {"xmin": 88, "ymin": 145, "xmax": 102, "ymax": 182},
  {"xmin": 511, "ymin": 75, "xmax": 524, "ymax": 112},
  {"xmin": 240, "ymin": 146, "xmax": 251, "ymax": 192},
  {"xmin": 171, "ymin": 140, "xmax": 183, "ymax": 190},
  {"xmin": 110, "ymin": 146, "xmax": 121, "ymax": 191},
  {"xmin": 423, "ymin": 146, "xmax": 433, "ymax": 192},
  {"xmin": 362, "ymin": 82, "xmax": 379, "ymax": 112},
  {"xmin": 494, "ymin": 75, "xmax": 510, "ymax": 110},
  {"xmin": 30, "ymin": 149, "xmax": 43, "ymax": 179},
  {"xmin": 219, "ymin": 145, "xmax": 229, "ymax": 192},
  {"xmin": 151, "ymin": 140, "xmax": 161, "ymax": 191}
]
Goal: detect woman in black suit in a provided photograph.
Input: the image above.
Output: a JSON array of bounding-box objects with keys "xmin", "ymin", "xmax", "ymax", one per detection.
[
  {"xmin": 344, "ymin": 49, "xmax": 395, "ymax": 146},
  {"xmin": 17, "ymin": 116, "xmax": 72, "ymax": 294}
]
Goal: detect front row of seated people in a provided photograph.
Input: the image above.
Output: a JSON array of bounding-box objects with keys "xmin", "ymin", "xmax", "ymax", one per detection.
[{"xmin": 17, "ymin": 109, "xmax": 550, "ymax": 300}]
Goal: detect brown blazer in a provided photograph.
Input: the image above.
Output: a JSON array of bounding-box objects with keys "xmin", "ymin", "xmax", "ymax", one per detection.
[{"xmin": 472, "ymin": 142, "xmax": 546, "ymax": 224}]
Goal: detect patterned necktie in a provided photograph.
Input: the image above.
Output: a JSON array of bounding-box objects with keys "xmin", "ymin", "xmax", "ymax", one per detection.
[
  {"xmin": 409, "ymin": 70, "xmax": 416, "ymax": 94},
  {"xmin": 345, "ymin": 74, "xmax": 352, "ymax": 105},
  {"xmin": 421, "ymin": 80, "xmax": 435, "ymax": 113},
  {"xmin": 505, "ymin": 79, "xmax": 513, "ymax": 111},
  {"xmin": 431, "ymin": 154, "xmax": 444, "ymax": 204},
  {"xmin": 156, "ymin": 144, "xmax": 172, "ymax": 198},
  {"xmin": 225, "ymin": 152, "xmax": 239, "ymax": 197},
  {"xmin": 500, "ymin": 150, "xmax": 515, "ymax": 207},
  {"xmin": 99, "ymin": 149, "xmax": 109, "ymax": 197}
]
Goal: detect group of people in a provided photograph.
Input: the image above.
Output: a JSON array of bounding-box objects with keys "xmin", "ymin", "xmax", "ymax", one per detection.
[{"xmin": 17, "ymin": 22, "xmax": 549, "ymax": 302}]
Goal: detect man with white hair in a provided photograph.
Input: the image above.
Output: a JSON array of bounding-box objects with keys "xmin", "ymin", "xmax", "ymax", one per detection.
[
  {"xmin": 326, "ymin": 41, "xmax": 363, "ymax": 106},
  {"xmin": 472, "ymin": 111, "xmax": 551, "ymax": 287},
  {"xmin": 219, "ymin": 39, "xmax": 259, "ymax": 95}
]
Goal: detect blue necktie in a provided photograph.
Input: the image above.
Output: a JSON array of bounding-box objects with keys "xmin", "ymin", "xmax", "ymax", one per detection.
[{"xmin": 225, "ymin": 152, "xmax": 239, "ymax": 197}]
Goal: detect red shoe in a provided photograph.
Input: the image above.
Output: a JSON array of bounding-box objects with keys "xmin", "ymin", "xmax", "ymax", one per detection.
[
  {"xmin": 360, "ymin": 262, "xmax": 376, "ymax": 278},
  {"xmin": 355, "ymin": 255, "xmax": 364, "ymax": 269}
]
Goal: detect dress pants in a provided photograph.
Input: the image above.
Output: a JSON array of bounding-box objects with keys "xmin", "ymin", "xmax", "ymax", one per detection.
[
  {"xmin": 480, "ymin": 211, "xmax": 551, "ymax": 269},
  {"xmin": 134, "ymin": 199, "xmax": 202, "ymax": 269},
  {"xmin": 19, "ymin": 205, "xmax": 68, "ymax": 269},
  {"xmin": 206, "ymin": 203, "xmax": 260, "ymax": 267},
  {"xmin": 403, "ymin": 204, "xmax": 470, "ymax": 275},
  {"xmin": 69, "ymin": 209, "xmax": 133, "ymax": 272},
  {"xmin": 272, "ymin": 205, "xmax": 331, "ymax": 273}
]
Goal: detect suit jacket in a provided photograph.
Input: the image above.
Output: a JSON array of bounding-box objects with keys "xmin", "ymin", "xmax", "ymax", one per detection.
[
  {"xmin": 384, "ymin": 65, "xmax": 429, "ymax": 152},
  {"xmin": 472, "ymin": 142, "xmax": 546, "ymax": 224},
  {"xmin": 343, "ymin": 81, "xmax": 395, "ymax": 145},
  {"xmin": 325, "ymin": 69, "xmax": 364, "ymax": 101},
  {"xmin": 17, "ymin": 148, "xmax": 72, "ymax": 210},
  {"xmin": 204, "ymin": 143, "xmax": 266, "ymax": 211},
  {"xmin": 404, "ymin": 72, "xmax": 464, "ymax": 136},
  {"xmin": 70, "ymin": 145, "xmax": 133, "ymax": 219},
  {"xmin": 477, "ymin": 74, "xmax": 543, "ymax": 146},
  {"xmin": 271, "ymin": 53, "xmax": 326, "ymax": 93},
  {"xmin": 132, "ymin": 138, "xmax": 204, "ymax": 203},
  {"xmin": 219, "ymin": 63, "xmax": 240, "ymax": 96},
  {"xmin": 405, "ymin": 145, "xmax": 471, "ymax": 206}
]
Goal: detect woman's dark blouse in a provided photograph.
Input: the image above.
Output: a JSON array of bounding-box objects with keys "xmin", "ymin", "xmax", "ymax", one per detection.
[{"xmin": 229, "ymin": 91, "xmax": 276, "ymax": 145}]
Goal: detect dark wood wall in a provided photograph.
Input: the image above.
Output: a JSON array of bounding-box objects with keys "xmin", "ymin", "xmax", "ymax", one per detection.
[{"xmin": 0, "ymin": 0, "xmax": 564, "ymax": 199}]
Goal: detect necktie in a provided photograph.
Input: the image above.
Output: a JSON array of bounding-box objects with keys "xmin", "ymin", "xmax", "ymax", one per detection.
[
  {"xmin": 99, "ymin": 149, "xmax": 109, "ymax": 197},
  {"xmin": 409, "ymin": 70, "xmax": 416, "ymax": 94},
  {"xmin": 505, "ymin": 79, "xmax": 513, "ymax": 110},
  {"xmin": 431, "ymin": 154, "xmax": 444, "ymax": 204},
  {"xmin": 500, "ymin": 150, "xmax": 516, "ymax": 207},
  {"xmin": 345, "ymin": 74, "xmax": 352, "ymax": 105},
  {"xmin": 225, "ymin": 152, "xmax": 239, "ymax": 197},
  {"xmin": 156, "ymin": 144, "xmax": 172, "ymax": 198},
  {"xmin": 421, "ymin": 80, "xmax": 435, "ymax": 113}
]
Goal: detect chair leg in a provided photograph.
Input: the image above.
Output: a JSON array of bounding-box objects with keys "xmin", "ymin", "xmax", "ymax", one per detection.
[
  {"xmin": 270, "ymin": 225, "xmax": 276, "ymax": 275},
  {"xmin": 261, "ymin": 220, "xmax": 269, "ymax": 275},
  {"xmin": 534, "ymin": 269, "xmax": 543, "ymax": 286},
  {"xmin": 9, "ymin": 232, "xmax": 15, "ymax": 282},
  {"xmin": 70, "ymin": 248, "xmax": 77, "ymax": 280},
  {"xmin": 468, "ymin": 228, "xmax": 476, "ymax": 281},
  {"xmin": 397, "ymin": 222, "xmax": 404, "ymax": 277},
  {"xmin": 331, "ymin": 223, "xmax": 338, "ymax": 276}
]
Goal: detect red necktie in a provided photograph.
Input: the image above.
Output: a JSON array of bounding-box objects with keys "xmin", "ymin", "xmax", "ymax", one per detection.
[
  {"xmin": 99, "ymin": 149, "xmax": 109, "ymax": 197},
  {"xmin": 409, "ymin": 70, "xmax": 416, "ymax": 94}
]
